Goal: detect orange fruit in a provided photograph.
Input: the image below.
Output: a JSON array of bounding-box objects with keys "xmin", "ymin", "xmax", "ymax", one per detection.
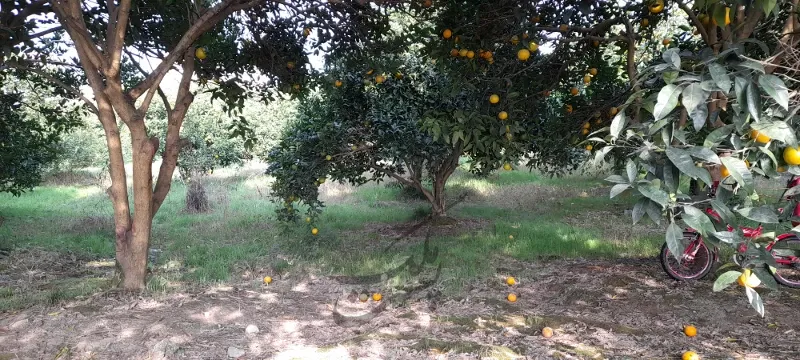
[
  {"xmin": 784, "ymin": 147, "xmax": 800, "ymax": 165},
  {"xmin": 311, "ymin": 228, "xmax": 319, "ymax": 236},
  {"xmin": 517, "ymin": 48, "xmax": 531, "ymax": 61},
  {"xmin": 559, "ymin": 24, "xmax": 568, "ymax": 32},
  {"xmin": 682, "ymin": 351, "xmax": 700, "ymax": 360},
  {"xmin": 570, "ymin": 87, "xmax": 579, "ymax": 96},
  {"xmin": 510, "ymin": 35, "xmax": 519, "ymax": 45},
  {"xmin": 466, "ymin": 50, "xmax": 475, "ymax": 59},
  {"xmin": 263, "ymin": 276, "xmax": 273, "ymax": 284},
  {"xmin": 583, "ymin": 122, "xmax": 591, "ymax": 129},
  {"xmin": 750, "ymin": 129, "xmax": 770, "ymax": 143},
  {"xmin": 443, "ymin": 29, "xmax": 452, "ymax": 39},
  {"xmin": 423, "ymin": 0, "xmax": 432, "ymax": 7},
  {"xmin": 334, "ymin": 80, "xmax": 342, "ymax": 87},
  {"xmin": 506, "ymin": 277, "xmax": 516, "ymax": 286},
  {"xmin": 286, "ymin": 61, "xmax": 295, "ymax": 69},
  {"xmin": 528, "ymin": 41, "xmax": 538, "ymax": 52},
  {"xmin": 531, "ymin": 15, "xmax": 540, "ymax": 23},
  {"xmin": 583, "ymin": 75, "xmax": 591, "ymax": 84},
  {"xmin": 650, "ymin": 0, "xmax": 665, "ymax": 14},
  {"xmin": 566, "ymin": 104, "xmax": 573, "ymax": 113},
  {"xmin": 318, "ymin": 177, "xmax": 326, "ymax": 184},
  {"xmin": 325, "ymin": 155, "xmax": 332, "ymax": 161},
  {"xmin": 541, "ymin": 327, "xmax": 554, "ymax": 338},
  {"xmin": 662, "ymin": 38, "xmax": 671, "ymax": 46},
  {"xmin": 366, "ymin": 69, "xmax": 374, "ymax": 75},
  {"xmin": 450, "ymin": 48, "xmax": 459, "ymax": 57},
  {"xmin": 305, "ymin": 217, "xmax": 311, "ymax": 223},
  {"xmin": 489, "ymin": 94, "xmax": 500, "ymax": 104},
  {"xmin": 375, "ymin": 75, "xmax": 386, "ymax": 84},
  {"xmin": 507, "ymin": 293, "xmax": 517, "ymax": 302},
  {"xmin": 498, "ymin": 111, "xmax": 508, "ymax": 120},
  {"xmin": 720, "ymin": 166, "xmax": 730, "ymax": 178},
  {"xmin": 458, "ymin": 48, "xmax": 468, "ymax": 57},
  {"xmin": 581, "ymin": 129, "xmax": 589, "ymax": 135},
  {"xmin": 609, "ymin": 107, "xmax": 618, "ymax": 116},
  {"xmin": 585, "ymin": 144, "xmax": 593, "ymax": 151},
  {"xmin": 395, "ymin": 72, "xmax": 403, "ymax": 79},
  {"xmin": 195, "ymin": 47, "xmax": 207, "ymax": 60},
  {"xmin": 737, "ymin": 269, "xmax": 761, "ymax": 288},
  {"xmin": 592, "ymin": 40, "xmax": 600, "ymax": 47},
  {"xmin": 683, "ymin": 325, "xmax": 697, "ymax": 337},
  {"xmin": 503, "ymin": 163, "xmax": 512, "ymax": 171},
  {"xmin": 641, "ymin": 18, "xmax": 649, "ymax": 27},
  {"xmin": 543, "ymin": 90, "xmax": 551, "ymax": 97},
  {"xmin": 372, "ymin": 293, "xmax": 382, "ymax": 301},
  {"xmin": 589, "ymin": 68, "xmax": 598, "ymax": 76}
]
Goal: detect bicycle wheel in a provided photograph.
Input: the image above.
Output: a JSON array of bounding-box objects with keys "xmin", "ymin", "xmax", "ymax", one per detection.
[
  {"xmin": 770, "ymin": 236, "xmax": 800, "ymax": 288},
  {"xmin": 660, "ymin": 233, "xmax": 714, "ymax": 281}
]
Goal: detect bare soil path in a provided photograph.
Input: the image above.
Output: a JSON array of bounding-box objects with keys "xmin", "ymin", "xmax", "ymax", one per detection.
[{"xmin": 2, "ymin": 255, "xmax": 800, "ymax": 360}]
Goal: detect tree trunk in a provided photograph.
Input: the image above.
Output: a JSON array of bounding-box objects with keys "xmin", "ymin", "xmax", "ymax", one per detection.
[{"xmin": 431, "ymin": 175, "xmax": 447, "ymax": 218}]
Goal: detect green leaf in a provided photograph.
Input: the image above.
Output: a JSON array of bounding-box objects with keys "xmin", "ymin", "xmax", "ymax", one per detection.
[
  {"xmin": 738, "ymin": 60, "xmax": 766, "ymax": 74},
  {"xmin": 708, "ymin": 62, "xmax": 731, "ymax": 93},
  {"xmin": 710, "ymin": 199, "xmax": 737, "ymax": 226},
  {"xmin": 681, "ymin": 83, "xmax": 707, "ymax": 114},
  {"xmin": 645, "ymin": 199, "xmax": 663, "ymax": 224},
  {"xmin": 750, "ymin": 120, "xmax": 798, "ymax": 147},
  {"xmin": 666, "ymin": 222, "xmax": 686, "ymax": 262},
  {"xmin": 753, "ymin": 266, "xmax": 778, "ymax": 290},
  {"xmin": 746, "ymin": 81, "xmax": 762, "ymax": 121},
  {"xmin": 713, "ymin": 270, "xmax": 742, "ymax": 292},
  {"xmin": 711, "ymin": 231, "xmax": 743, "ymax": 244},
  {"xmin": 662, "ymin": 48, "xmax": 680, "ymax": 69},
  {"xmin": 720, "ymin": 156, "xmax": 754, "ymax": 192},
  {"xmin": 689, "ymin": 147, "xmax": 721, "ymax": 164},
  {"xmin": 632, "ymin": 198, "xmax": 648, "ymax": 224},
  {"xmin": 736, "ymin": 206, "xmax": 779, "ymax": 223},
  {"xmin": 663, "ymin": 70, "xmax": 679, "ymax": 84},
  {"xmin": 712, "ymin": 5, "xmax": 728, "ymax": 31},
  {"xmin": 654, "ymin": 84, "xmax": 682, "ymax": 120},
  {"xmin": 666, "ymin": 147, "xmax": 712, "ymax": 185},
  {"xmin": 760, "ymin": 0, "xmax": 778, "ymax": 16},
  {"xmin": 626, "ymin": 160, "xmax": 637, "ymax": 183},
  {"xmin": 735, "ymin": 76, "xmax": 748, "ymax": 110},
  {"xmin": 682, "ymin": 205, "xmax": 716, "ymax": 236},
  {"xmin": 689, "ymin": 104, "xmax": 709, "ymax": 131},
  {"xmin": 609, "ymin": 112, "xmax": 626, "ymax": 140},
  {"xmin": 704, "ymin": 124, "xmax": 734, "ymax": 147},
  {"xmin": 758, "ymin": 74, "xmax": 789, "ymax": 111},
  {"xmin": 610, "ymin": 184, "xmax": 630, "ymax": 198},
  {"xmin": 638, "ymin": 183, "xmax": 670, "ymax": 207},
  {"xmin": 605, "ymin": 174, "xmax": 628, "ymax": 184},
  {"xmin": 745, "ymin": 286, "xmax": 765, "ymax": 317}
]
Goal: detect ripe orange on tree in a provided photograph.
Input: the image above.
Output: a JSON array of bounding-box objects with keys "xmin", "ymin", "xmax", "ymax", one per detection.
[
  {"xmin": 450, "ymin": 48, "xmax": 459, "ymax": 56},
  {"xmin": 498, "ymin": 111, "xmax": 508, "ymax": 120},
  {"xmin": 570, "ymin": 87, "xmax": 579, "ymax": 96},
  {"xmin": 489, "ymin": 94, "xmax": 500, "ymax": 104},
  {"xmin": 443, "ymin": 29, "xmax": 452, "ymax": 39},
  {"xmin": 517, "ymin": 49, "xmax": 530, "ymax": 61},
  {"xmin": 784, "ymin": 146, "xmax": 800, "ymax": 165},
  {"xmin": 750, "ymin": 129, "xmax": 770, "ymax": 143}
]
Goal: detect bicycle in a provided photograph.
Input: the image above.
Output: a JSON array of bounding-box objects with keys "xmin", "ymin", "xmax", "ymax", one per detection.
[{"xmin": 659, "ymin": 176, "xmax": 800, "ymax": 288}]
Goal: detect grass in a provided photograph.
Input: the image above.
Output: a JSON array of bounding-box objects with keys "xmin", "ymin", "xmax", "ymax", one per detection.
[{"xmin": 0, "ymin": 166, "xmax": 665, "ymax": 309}]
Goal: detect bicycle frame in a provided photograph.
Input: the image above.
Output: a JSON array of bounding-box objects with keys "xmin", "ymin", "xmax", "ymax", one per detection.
[{"xmin": 681, "ymin": 175, "xmax": 800, "ymax": 266}]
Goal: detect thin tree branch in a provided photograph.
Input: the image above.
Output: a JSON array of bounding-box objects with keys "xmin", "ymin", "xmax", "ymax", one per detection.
[
  {"xmin": 675, "ymin": 0, "xmax": 710, "ymax": 44},
  {"xmin": 106, "ymin": 0, "xmax": 132, "ymax": 78},
  {"xmin": 3, "ymin": 61, "xmax": 98, "ymax": 114}
]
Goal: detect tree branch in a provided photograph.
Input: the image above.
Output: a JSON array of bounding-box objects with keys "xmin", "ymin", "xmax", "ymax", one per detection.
[
  {"xmin": 128, "ymin": 0, "xmax": 262, "ymax": 100},
  {"xmin": 675, "ymin": 0, "xmax": 710, "ymax": 44},
  {"xmin": 3, "ymin": 60, "xmax": 98, "ymax": 114},
  {"xmin": 106, "ymin": 0, "xmax": 132, "ymax": 78}
]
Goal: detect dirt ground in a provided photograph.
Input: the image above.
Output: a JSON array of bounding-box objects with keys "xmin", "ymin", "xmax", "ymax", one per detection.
[{"xmin": 3, "ymin": 251, "xmax": 800, "ymax": 360}]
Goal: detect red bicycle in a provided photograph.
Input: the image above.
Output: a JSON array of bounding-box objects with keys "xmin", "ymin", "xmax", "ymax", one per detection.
[{"xmin": 659, "ymin": 177, "xmax": 800, "ymax": 288}]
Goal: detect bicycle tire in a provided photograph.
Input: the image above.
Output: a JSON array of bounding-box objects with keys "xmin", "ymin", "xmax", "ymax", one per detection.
[
  {"xmin": 660, "ymin": 232, "xmax": 714, "ymax": 281},
  {"xmin": 770, "ymin": 236, "xmax": 800, "ymax": 288}
]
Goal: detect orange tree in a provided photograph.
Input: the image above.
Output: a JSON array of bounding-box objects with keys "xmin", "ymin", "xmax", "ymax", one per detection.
[
  {"xmin": 591, "ymin": 0, "xmax": 799, "ymax": 315},
  {"xmin": 267, "ymin": 0, "xmax": 639, "ymax": 222},
  {"xmin": 1, "ymin": 0, "xmax": 394, "ymax": 290}
]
